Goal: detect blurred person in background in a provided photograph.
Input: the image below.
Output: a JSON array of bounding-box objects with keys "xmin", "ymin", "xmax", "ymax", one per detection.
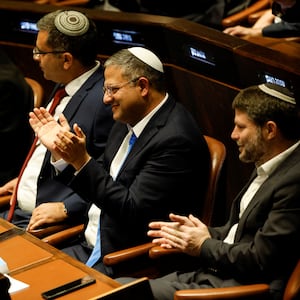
[
  {"xmin": 0, "ymin": 47, "xmax": 34, "ymax": 187},
  {"xmin": 224, "ymin": 0, "xmax": 300, "ymax": 38}
]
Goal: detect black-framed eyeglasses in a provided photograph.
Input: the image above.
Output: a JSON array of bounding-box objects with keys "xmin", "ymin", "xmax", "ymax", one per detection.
[
  {"xmin": 32, "ymin": 47, "xmax": 65, "ymax": 59},
  {"xmin": 103, "ymin": 77, "xmax": 139, "ymax": 96}
]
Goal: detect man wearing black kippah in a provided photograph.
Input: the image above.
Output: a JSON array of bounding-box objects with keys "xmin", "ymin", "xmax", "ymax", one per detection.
[{"xmin": 119, "ymin": 83, "xmax": 300, "ymax": 300}]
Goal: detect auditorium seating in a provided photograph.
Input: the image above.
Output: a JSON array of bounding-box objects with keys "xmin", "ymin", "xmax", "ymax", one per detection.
[
  {"xmin": 222, "ymin": 0, "xmax": 270, "ymax": 28},
  {"xmin": 0, "ymin": 0, "xmax": 299, "ymax": 222}
]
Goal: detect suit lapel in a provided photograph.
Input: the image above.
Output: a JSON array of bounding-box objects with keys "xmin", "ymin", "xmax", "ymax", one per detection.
[
  {"xmin": 63, "ymin": 67, "xmax": 103, "ymax": 121},
  {"xmin": 235, "ymin": 144, "xmax": 300, "ymax": 241},
  {"xmin": 111, "ymin": 96, "xmax": 176, "ymax": 177},
  {"xmin": 40, "ymin": 66, "xmax": 103, "ymax": 172}
]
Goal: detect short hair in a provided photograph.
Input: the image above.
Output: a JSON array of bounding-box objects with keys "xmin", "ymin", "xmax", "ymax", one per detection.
[
  {"xmin": 37, "ymin": 10, "xmax": 98, "ymax": 67},
  {"xmin": 104, "ymin": 48, "xmax": 166, "ymax": 93},
  {"xmin": 232, "ymin": 84, "xmax": 300, "ymax": 140}
]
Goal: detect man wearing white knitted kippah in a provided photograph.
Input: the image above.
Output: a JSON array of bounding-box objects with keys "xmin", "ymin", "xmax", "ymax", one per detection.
[
  {"xmin": 29, "ymin": 47, "xmax": 210, "ymax": 276},
  {"xmin": 141, "ymin": 83, "xmax": 300, "ymax": 300}
]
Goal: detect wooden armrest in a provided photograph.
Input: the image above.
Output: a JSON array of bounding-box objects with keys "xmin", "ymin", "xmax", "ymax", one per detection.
[
  {"xmin": 103, "ymin": 242, "xmax": 154, "ymax": 266},
  {"xmin": 222, "ymin": 0, "xmax": 270, "ymax": 28},
  {"xmin": 41, "ymin": 223, "xmax": 84, "ymax": 246},
  {"xmin": 149, "ymin": 245, "xmax": 182, "ymax": 259},
  {"xmin": 174, "ymin": 284, "xmax": 270, "ymax": 300},
  {"xmin": 28, "ymin": 223, "xmax": 74, "ymax": 239},
  {"xmin": 48, "ymin": 0, "xmax": 90, "ymax": 6},
  {"xmin": 0, "ymin": 195, "xmax": 11, "ymax": 209}
]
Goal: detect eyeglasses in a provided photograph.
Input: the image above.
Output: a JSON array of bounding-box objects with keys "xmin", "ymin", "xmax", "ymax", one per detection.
[
  {"xmin": 103, "ymin": 78, "xmax": 139, "ymax": 96},
  {"xmin": 32, "ymin": 47, "xmax": 65, "ymax": 59}
]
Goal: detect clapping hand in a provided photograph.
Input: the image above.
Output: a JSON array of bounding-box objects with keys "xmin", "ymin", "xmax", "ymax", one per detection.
[
  {"xmin": 29, "ymin": 107, "xmax": 91, "ymax": 170},
  {"xmin": 148, "ymin": 213, "xmax": 211, "ymax": 257}
]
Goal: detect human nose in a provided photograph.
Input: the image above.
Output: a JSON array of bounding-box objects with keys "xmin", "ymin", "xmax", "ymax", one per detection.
[
  {"xmin": 33, "ymin": 54, "xmax": 41, "ymax": 62},
  {"xmin": 103, "ymin": 92, "xmax": 113, "ymax": 105},
  {"xmin": 231, "ymin": 126, "xmax": 238, "ymax": 140}
]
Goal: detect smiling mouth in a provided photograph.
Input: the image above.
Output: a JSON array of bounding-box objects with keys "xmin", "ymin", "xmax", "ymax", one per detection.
[{"xmin": 111, "ymin": 104, "xmax": 118, "ymax": 112}]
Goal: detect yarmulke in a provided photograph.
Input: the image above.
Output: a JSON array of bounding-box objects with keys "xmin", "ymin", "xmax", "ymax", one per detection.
[
  {"xmin": 259, "ymin": 83, "xmax": 296, "ymax": 105},
  {"xmin": 128, "ymin": 47, "xmax": 164, "ymax": 73},
  {"xmin": 54, "ymin": 11, "xmax": 89, "ymax": 36}
]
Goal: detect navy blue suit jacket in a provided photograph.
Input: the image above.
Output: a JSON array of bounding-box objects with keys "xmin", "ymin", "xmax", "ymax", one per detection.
[
  {"xmin": 68, "ymin": 95, "xmax": 210, "ymax": 258},
  {"xmin": 12, "ymin": 65, "xmax": 114, "ymax": 227}
]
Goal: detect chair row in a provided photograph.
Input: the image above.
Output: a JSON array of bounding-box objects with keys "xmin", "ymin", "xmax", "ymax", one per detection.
[{"xmin": 31, "ymin": 0, "xmax": 271, "ymax": 30}]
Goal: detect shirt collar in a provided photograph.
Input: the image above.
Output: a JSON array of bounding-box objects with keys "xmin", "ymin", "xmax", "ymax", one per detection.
[
  {"xmin": 257, "ymin": 140, "xmax": 300, "ymax": 177},
  {"xmin": 128, "ymin": 93, "xmax": 168, "ymax": 137},
  {"xmin": 65, "ymin": 60, "xmax": 100, "ymax": 97}
]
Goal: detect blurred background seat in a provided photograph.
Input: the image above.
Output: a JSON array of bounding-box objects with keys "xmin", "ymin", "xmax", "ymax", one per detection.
[
  {"xmin": 0, "ymin": 77, "xmax": 44, "ymax": 211},
  {"xmin": 34, "ymin": 0, "xmax": 90, "ymax": 6},
  {"xmin": 222, "ymin": 0, "xmax": 270, "ymax": 28}
]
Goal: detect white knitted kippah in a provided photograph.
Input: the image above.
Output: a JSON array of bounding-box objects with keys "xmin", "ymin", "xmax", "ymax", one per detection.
[
  {"xmin": 258, "ymin": 83, "xmax": 296, "ymax": 105},
  {"xmin": 54, "ymin": 10, "xmax": 89, "ymax": 36},
  {"xmin": 128, "ymin": 47, "xmax": 164, "ymax": 73}
]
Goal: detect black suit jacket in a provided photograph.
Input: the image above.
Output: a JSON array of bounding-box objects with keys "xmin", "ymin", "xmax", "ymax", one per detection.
[
  {"xmin": 263, "ymin": 1, "xmax": 300, "ymax": 38},
  {"xmin": 0, "ymin": 49, "xmax": 34, "ymax": 186},
  {"xmin": 12, "ymin": 65, "xmax": 114, "ymax": 227},
  {"xmin": 68, "ymin": 95, "xmax": 210, "ymax": 257},
  {"xmin": 202, "ymin": 144, "xmax": 300, "ymax": 298}
]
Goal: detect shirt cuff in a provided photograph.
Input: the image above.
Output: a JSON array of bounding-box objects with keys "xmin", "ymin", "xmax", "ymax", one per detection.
[{"xmin": 51, "ymin": 157, "xmax": 68, "ymax": 173}]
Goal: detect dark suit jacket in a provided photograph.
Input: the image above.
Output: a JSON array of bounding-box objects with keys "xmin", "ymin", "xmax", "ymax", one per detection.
[
  {"xmin": 12, "ymin": 65, "xmax": 114, "ymax": 227},
  {"xmin": 201, "ymin": 144, "xmax": 300, "ymax": 298},
  {"xmin": 68, "ymin": 95, "xmax": 210, "ymax": 258},
  {"xmin": 0, "ymin": 49, "xmax": 34, "ymax": 186},
  {"xmin": 263, "ymin": 1, "xmax": 300, "ymax": 38},
  {"xmin": 263, "ymin": 21, "xmax": 300, "ymax": 38}
]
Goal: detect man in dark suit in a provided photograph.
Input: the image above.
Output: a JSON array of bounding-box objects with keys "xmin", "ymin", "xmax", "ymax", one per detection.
[
  {"xmin": 0, "ymin": 10, "xmax": 114, "ymax": 229},
  {"xmin": 29, "ymin": 47, "xmax": 210, "ymax": 276},
  {"xmin": 0, "ymin": 48, "xmax": 34, "ymax": 187},
  {"xmin": 146, "ymin": 83, "xmax": 300, "ymax": 300}
]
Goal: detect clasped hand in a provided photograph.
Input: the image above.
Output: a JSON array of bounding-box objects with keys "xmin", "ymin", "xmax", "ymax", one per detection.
[
  {"xmin": 147, "ymin": 213, "xmax": 211, "ymax": 257},
  {"xmin": 29, "ymin": 107, "xmax": 91, "ymax": 170}
]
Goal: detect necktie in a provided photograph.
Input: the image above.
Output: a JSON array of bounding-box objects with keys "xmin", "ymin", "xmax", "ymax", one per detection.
[
  {"xmin": 86, "ymin": 129, "xmax": 137, "ymax": 267},
  {"xmin": 48, "ymin": 87, "xmax": 67, "ymax": 115},
  {"xmin": 128, "ymin": 132, "xmax": 137, "ymax": 153},
  {"xmin": 6, "ymin": 87, "xmax": 67, "ymax": 222}
]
